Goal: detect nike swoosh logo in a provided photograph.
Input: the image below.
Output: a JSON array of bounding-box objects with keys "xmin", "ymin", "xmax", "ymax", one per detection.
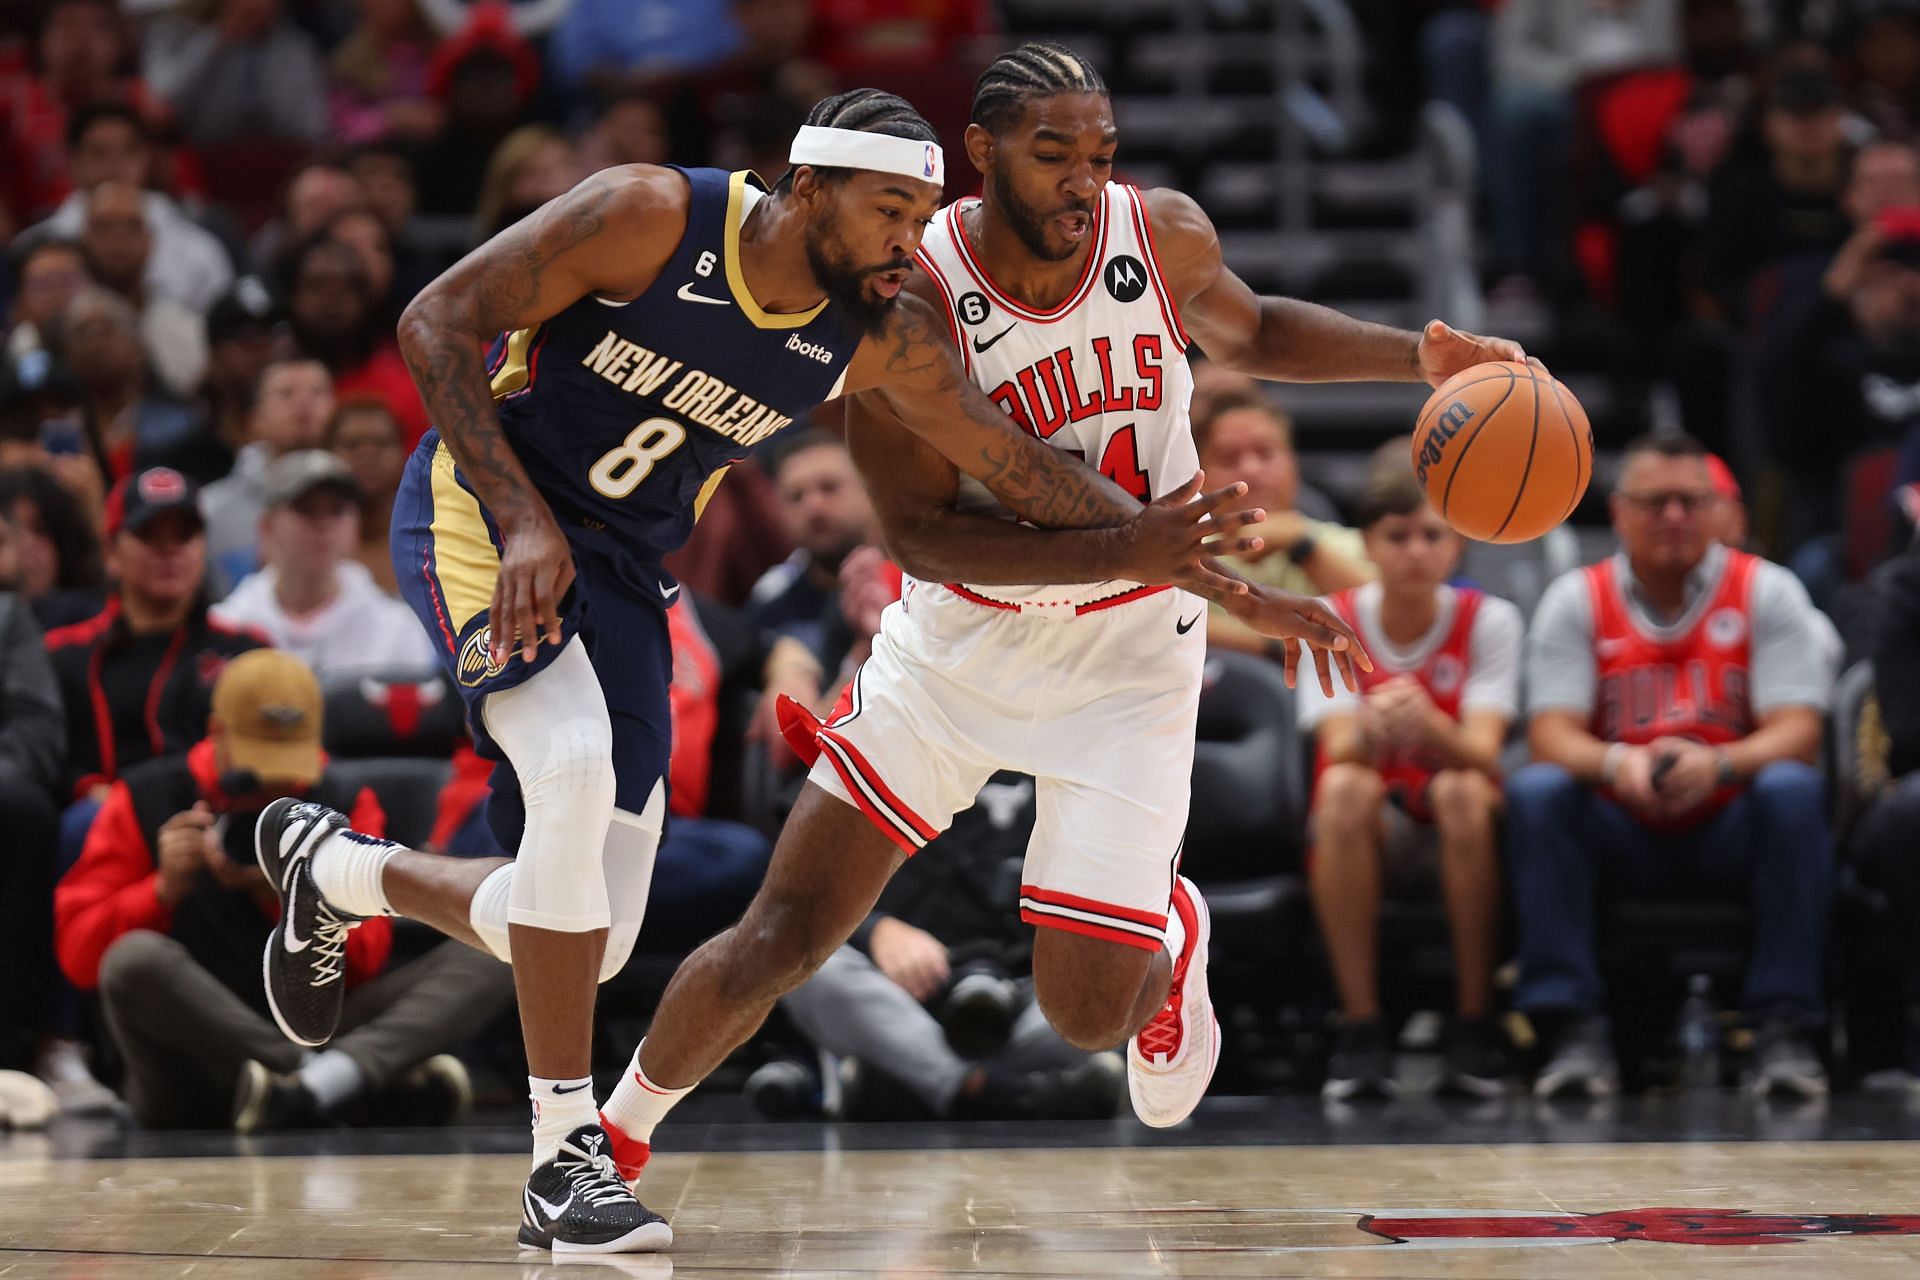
[
  {"xmin": 551, "ymin": 1081, "xmax": 592, "ymax": 1095},
  {"xmin": 281, "ymin": 872, "xmax": 313, "ymax": 953},
  {"xmin": 659, "ymin": 580, "xmax": 681, "ymax": 600},
  {"xmin": 677, "ymin": 282, "xmax": 729, "ymax": 306},
  {"xmin": 972, "ymin": 322, "xmax": 1016, "ymax": 353},
  {"xmin": 529, "ymin": 1188, "xmax": 574, "ymax": 1220},
  {"xmin": 1176, "ymin": 613, "xmax": 1201, "ymax": 635}
]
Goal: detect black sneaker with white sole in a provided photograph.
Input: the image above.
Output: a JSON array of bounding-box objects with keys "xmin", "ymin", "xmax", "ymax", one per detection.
[
  {"xmin": 519, "ymin": 1125, "xmax": 673, "ymax": 1254},
  {"xmin": 257, "ymin": 797, "xmax": 364, "ymax": 1048}
]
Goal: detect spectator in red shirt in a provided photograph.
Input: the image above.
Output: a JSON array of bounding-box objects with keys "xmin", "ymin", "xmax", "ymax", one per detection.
[
  {"xmin": 284, "ymin": 236, "xmax": 427, "ymax": 448},
  {"xmin": 56, "ymin": 649, "xmax": 513, "ymax": 1129}
]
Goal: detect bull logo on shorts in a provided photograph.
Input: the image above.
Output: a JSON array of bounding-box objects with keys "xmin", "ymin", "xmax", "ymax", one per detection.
[{"xmin": 457, "ymin": 627, "xmax": 507, "ymax": 687}]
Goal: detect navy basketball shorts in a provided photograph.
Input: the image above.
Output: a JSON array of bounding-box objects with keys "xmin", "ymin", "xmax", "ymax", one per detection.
[{"xmin": 391, "ymin": 436, "xmax": 672, "ymax": 832}]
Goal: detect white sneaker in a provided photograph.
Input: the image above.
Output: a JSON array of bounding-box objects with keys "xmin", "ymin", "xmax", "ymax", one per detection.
[
  {"xmin": 1127, "ymin": 876, "xmax": 1220, "ymax": 1128},
  {"xmin": 0, "ymin": 1069, "xmax": 58, "ymax": 1129},
  {"xmin": 35, "ymin": 1038, "xmax": 116, "ymax": 1115}
]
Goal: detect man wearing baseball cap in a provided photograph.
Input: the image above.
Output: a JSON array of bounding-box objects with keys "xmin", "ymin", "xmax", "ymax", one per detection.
[
  {"xmin": 213, "ymin": 451, "xmax": 436, "ymax": 680},
  {"xmin": 54, "ymin": 649, "xmax": 513, "ymax": 1130},
  {"xmin": 45, "ymin": 467, "xmax": 266, "ymax": 862}
]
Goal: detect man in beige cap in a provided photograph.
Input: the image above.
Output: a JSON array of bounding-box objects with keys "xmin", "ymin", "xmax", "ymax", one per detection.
[{"xmin": 53, "ymin": 650, "xmax": 512, "ymax": 1131}]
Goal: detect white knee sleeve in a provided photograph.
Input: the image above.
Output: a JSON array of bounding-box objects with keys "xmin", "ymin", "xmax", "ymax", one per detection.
[
  {"xmin": 469, "ymin": 862, "xmax": 515, "ymax": 963},
  {"xmin": 598, "ymin": 780, "xmax": 665, "ymax": 983},
  {"xmin": 479, "ymin": 637, "xmax": 618, "ymax": 933}
]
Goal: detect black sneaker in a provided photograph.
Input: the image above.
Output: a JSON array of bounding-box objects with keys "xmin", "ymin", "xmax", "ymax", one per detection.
[
  {"xmin": 360, "ymin": 1054, "xmax": 474, "ymax": 1128},
  {"xmin": 1321, "ymin": 1018, "xmax": 1395, "ymax": 1101},
  {"xmin": 232, "ymin": 1060, "xmax": 323, "ymax": 1133},
  {"xmin": 952, "ymin": 1054, "xmax": 1127, "ymax": 1122},
  {"xmin": 257, "ymin": 798, "xmax": 364, "ymax": 1048},
  {"xmin": 1441, "ymin": 1017, "xmax": 1512, "ymax": 1098},
  {"xmin": 518, "ymin": 1124, "xmax": 672, "ymax": 1254}
]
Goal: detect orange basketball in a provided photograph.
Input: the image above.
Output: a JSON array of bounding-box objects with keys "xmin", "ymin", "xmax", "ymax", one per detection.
[{"xmin": 1410, "ymin": 360, "xmax": 1592, "ymax": 544}]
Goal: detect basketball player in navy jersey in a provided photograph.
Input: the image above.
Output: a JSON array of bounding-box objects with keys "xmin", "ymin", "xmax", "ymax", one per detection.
[
  {"xmin": 601, "ymin": 46, "xmax": 1537, "ymax": 1196},
  {"xmin": 249, "ymin": 90, "xmax": 1361, "ymax": 1254}
]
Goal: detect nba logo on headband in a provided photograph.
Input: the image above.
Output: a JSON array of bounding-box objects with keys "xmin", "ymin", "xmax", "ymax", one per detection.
[{"xmin": 789, "ymin": 126, "xmax": 945, "ymax": 188}]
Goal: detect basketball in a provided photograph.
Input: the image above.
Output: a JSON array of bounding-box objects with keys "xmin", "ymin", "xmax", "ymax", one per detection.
[{"xmin": 1411, "ymin": 360, "xmax": 1593, "ymax": 544}]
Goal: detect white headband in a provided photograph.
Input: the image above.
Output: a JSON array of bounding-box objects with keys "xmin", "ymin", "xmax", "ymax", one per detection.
[{"xmin": 789, "ymin": 125, "xmax": 944, "ymax": 187}]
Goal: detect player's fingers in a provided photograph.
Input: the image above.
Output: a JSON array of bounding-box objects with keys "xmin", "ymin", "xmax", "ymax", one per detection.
[
  {"xmin": 1280, "ymin": 638, "xmax": 1300, "ymax": 689},
  {"xmin": 510, "ymin": 574, "xmax": 540, "ymax": 664},
  {"xmin": 1161, "ymin": 472, "xmax": 1204, "ymax": 507},
  {"xmin": 1224, "ymin": 534, "xmax": 1264, "ymax": 555},
  {"xmin": 1185, "ymin": 564, "xmax": 1248, "ymax": 595},
  {"xmin": 1334, "ymin": 646, "xmax": 1362, "ymax": 694},
  {"xmin": 1313, "ymin": 645, "xmax": 1335, "ymax": 699},
  {"xmin": 488, "ymin": 578, "xmax": 512, "ymax": 665},
  {"xmin": 1192, "ymin": 480, "xmax": 1252, "ymax": 516}
]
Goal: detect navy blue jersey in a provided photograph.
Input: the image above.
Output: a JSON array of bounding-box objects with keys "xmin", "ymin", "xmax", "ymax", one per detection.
[{"xmin": 479, "ymin": 167, "xmax": 863, "ymax": 593}]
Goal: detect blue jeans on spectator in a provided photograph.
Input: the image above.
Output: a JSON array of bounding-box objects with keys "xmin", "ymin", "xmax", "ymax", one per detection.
[
  {"xmin": 1484, "ymin": 84, "xmax": 1573, "ymax": 283},
  {"xmin": 58, "ymin": 796, "xmax": 102, "ymax": 874},
  {"xmin": 1505, "ymin": 761, "xmax": 1831, "ymax": 1022},
  {"xmin": 638, "ymin": 816, "xmax": 772, "ymax": 955}
]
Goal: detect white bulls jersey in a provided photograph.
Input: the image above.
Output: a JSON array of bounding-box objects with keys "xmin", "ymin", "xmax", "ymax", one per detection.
[{"xmin": 915, "ymin": 182, "xmax": 1199, "ymax": 610}]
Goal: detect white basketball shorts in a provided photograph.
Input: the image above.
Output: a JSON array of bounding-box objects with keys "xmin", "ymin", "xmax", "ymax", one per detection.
[{"xmin": 808, "ymin": 579, "xmax": 1206, "ymax": 952}]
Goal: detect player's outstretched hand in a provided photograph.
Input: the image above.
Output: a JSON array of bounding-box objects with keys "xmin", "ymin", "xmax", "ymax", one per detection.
[
  {"xmin": 1415, "ymin": 319, "xmax": 1546, "ymax": 386},
  {"xmin": 492, "ymin": 513, "xmax": 577, "ymax": 665},
  {"xmin": 1119, "ymin": 471, "xmax": 1264, "ymax": 594},
  {"xmin": 1234, "ymin": 588, "xmax": 1373, "ymax": 696}
]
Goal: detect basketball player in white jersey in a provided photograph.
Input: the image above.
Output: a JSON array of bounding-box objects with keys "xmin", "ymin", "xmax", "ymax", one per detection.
[{"xmin": 593, "ymin": 45, "xmax": 1531, "ymax": 1181}]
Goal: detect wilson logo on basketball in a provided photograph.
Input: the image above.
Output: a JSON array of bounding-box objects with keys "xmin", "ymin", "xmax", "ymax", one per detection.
[
  {"xmin": 456, "ymin": 628, "xmax": 506, "ymax": 687},
  {"xmin": 1415, "ymin": 401, "xmax": 1476, "ymax": 485}
]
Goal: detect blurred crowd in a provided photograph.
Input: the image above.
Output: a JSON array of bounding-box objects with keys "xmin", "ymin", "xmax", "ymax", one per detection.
[{"xmin": 4, "ymin": 0, "xmax": 1920, "ymax": 1136}]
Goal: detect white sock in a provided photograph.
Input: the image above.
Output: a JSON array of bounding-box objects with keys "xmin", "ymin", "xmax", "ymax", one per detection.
[
  {"xmin": 600, "ymin": 1040, "xmax": 693, "ymax": 1145},
  {"xmin": 310, "ymin": 829, "xmax": 400, "ymax": 919},
  {"xmin": 530, "ymin": 1074, "xmax": 597, "ymax": 1167},
  {"xmin": 296, "ymin": 1050, "xmax": 366, "ymax": 1111}
]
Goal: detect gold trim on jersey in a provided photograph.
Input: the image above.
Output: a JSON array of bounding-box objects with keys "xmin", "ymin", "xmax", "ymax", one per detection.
[
  {"xmin": 725, "ymin": 171, "xmax": 828, "ymax": 331},
  {"xmin": 692, "ymin": 463, "xmax": 733, "ymax": 522},
  {"xmin": 488, "ymin": 326, "xmax": 539, "ymax": 399},
  {"xmin": 427, "ymin": 443, "xmax": 501, "ymax": 632}
]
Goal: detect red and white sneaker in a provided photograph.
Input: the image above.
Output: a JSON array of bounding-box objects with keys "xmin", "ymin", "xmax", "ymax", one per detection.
[
  {"xmin": 1127, "ymin": 875, "xmax": 1219, "ymax": 1128},
  {"xmin": 598, "ymin": 1113, "xmax": 652, "ymax": 1184}
]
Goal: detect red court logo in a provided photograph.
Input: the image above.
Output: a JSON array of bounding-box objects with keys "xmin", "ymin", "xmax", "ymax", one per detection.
[{"xmin": 1360, "ymin": 1207, "xmax": 1920, "ymax": 1248}]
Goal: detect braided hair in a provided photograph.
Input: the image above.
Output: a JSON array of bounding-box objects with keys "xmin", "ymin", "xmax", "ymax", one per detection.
[
  {"xmin": 773, "ymin": 89, "xmax": 938, "ymax": 194},
  {"xmin": 971, "ymin": 42, "xmax": 1108, "ymax": 135}
]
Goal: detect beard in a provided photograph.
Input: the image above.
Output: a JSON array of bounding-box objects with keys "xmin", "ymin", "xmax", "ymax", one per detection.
[
  {"xmin": 804, "ymin": 214, "xmax": 907, "ymax": 337},
  {"xmin": 988, "ymin": 156, "xmax": 1092, "ymax": 263}
]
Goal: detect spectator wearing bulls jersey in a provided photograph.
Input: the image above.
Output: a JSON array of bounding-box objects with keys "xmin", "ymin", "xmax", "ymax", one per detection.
[
  {"xmin": 1299, "ymin": 475, "xmax": 1522, "ymax": 1101},
  {"xmin": 1511, "ymin": 433, "xmax": 1837, "ymax": 1100}
]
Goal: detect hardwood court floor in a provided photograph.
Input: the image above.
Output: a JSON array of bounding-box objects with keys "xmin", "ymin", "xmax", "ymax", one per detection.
[{"xmin": 7, "ymin": 1134, "xmax": 1920, "ymax": 1278}]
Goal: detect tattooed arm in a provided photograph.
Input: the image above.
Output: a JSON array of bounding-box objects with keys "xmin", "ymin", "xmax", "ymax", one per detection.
[
  {"xmin": 839, "ymin": 294, "xmax": 1160, "ymax": 532},
  {"xmin": 396, "ymin": 165, "xmax": 685, "ymax": 662},
  {"xmin": 837, "ymin": 297, "xmax": 1367, "ymax": 683}
]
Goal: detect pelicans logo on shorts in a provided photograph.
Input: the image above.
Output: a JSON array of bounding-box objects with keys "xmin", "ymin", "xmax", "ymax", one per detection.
[{"xmin": 457, "ymin": 627, "xmax": 507, "ymax": 688}]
